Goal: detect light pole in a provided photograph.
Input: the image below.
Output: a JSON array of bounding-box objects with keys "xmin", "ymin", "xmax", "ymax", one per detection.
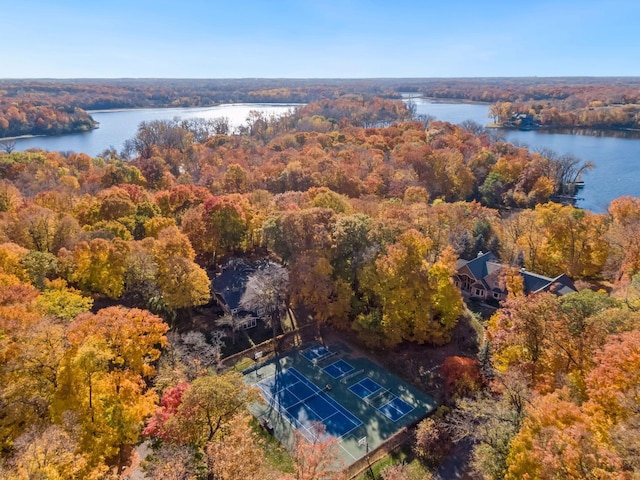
[{"xmin": 359, "ymin": 436, "xmax": 375, "ymax": 479}]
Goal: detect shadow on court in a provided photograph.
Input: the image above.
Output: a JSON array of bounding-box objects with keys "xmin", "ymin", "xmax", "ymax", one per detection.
[{"xmin": 244, "ymin": 341, "xmax": 437, "ymax": 468}]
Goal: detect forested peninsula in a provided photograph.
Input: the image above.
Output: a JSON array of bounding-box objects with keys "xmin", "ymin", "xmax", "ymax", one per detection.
[
  {"xmin": 0, "ymin": 103, "xmax": 96, "ymax": 139},
  {"xmin": 3, "ymin": 95, "xmax": 640, "ymax": 479}
]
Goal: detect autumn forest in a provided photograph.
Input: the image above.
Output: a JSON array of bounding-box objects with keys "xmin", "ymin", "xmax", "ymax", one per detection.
[
  {"xmin": 2, "ymin": 77, "xmax": 640, "ymax": 139},
  {"xmin": 2, "ymin": 83, "xmax": 640, "ymax": 479}
]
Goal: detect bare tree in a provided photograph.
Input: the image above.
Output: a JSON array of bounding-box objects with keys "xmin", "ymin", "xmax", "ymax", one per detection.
[
  {"xmin": 0, "ymin": 139, "xmax": 16, "ymax": 154},
  {"xmin": 239, "ymin": 262, "xmax": 289, "ymax": 342},
  {"xmin": 144, "ymin": 444, "xmax": 204, "ymax": 480},
  {"xmin": 215, "ymin": 312, "xmax": 245, "ymax": 345},
  {"xmin": 539, "ymin": 148, "xmax": 595, "ymax": 195},
  {"xmin": 125, "ymin": 119, "xmax": 193, "ymax": 160},
  {"xmin": 460, "ymin": 119, "xmax": 487, "ymax": 136},
  {"xmin": 166, "ymin": 331, "xmax": 223, "ymax": 378},
  {"xmin": 416, "ymin": 113, "xmax": 435, "ymax": 129},
  {"xmin": 179, "ymin": 117, "xmax": 230, "ymax": 142},
  {"xmin": 446, "ymin": 371, "xmax": 530, "ymax": 480}
]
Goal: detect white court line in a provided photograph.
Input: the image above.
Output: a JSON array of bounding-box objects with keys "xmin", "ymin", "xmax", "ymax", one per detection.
[
  {"xmin": 258, "ymin": 366, "xmax": 364, "ymax": 454},
  {"xmin": 378, "ymin": 399, "xmax": 415, "ymax": 423},
  {"xmin": 339, "ymin": 441, "xmax": 360, "ymax": 461}
]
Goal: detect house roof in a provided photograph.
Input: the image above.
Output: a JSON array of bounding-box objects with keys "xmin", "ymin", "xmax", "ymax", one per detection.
[
  {"xmin": 522, "ymin": 270, "xmax": 556, "ymax": 294},
  {"xmin": 521, "ymin": 270, "xmax": 578, "ymax": 295},
  {"xmin": 456, "ymin": 251, "xmax": 577, "ymax": 297},
  {"xmin": 212, "ymin": 258, "xmax": 285, "ymax": 313},
  {"xmin": 457, "ymin": 252, "xmax": 498, "ymax": 282},
  {"xmin": 212, "ymin": 258, "xmax": 255, "ymax": 311}
]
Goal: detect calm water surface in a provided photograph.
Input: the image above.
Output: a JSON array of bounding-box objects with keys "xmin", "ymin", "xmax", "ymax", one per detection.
[
  {"xmin": 12, "ymin": 103, "xmax": 297, "ymax": 157},
  {"xmin": 411, "ymin": 98, "xmax": 640, "ymax": 212},
  {"xmin": 10, "ymin": 99, "xmax": 640, "ymax": 213}
]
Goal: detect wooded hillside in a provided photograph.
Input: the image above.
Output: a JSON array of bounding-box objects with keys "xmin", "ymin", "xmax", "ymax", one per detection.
[{"xmin": 2, "ymin": 96, "xmax": 640, "ymax": 479}]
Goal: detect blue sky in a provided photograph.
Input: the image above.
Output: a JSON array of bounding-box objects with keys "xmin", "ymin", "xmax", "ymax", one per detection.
[{"xmin": 2, "ymin": 0, "xmax": 639, "ymax": 78}]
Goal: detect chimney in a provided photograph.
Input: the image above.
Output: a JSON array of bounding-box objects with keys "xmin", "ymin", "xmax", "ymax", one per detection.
[{"xmin": 477, "ymin": 251, "xmax": 483, "ymax": 258}]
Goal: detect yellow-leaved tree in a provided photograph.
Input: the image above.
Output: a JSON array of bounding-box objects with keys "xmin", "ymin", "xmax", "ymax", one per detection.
[
  {"xmin": 360, "ymin": 229, "xmax": 462, "ymax": 347},
  {"xmin": 53, "ymin": 306, "xmax": 168, "ymax": 469},
  {"xmin": 505, "ymin": 390, "xmax": 627, "ymax": 480}
]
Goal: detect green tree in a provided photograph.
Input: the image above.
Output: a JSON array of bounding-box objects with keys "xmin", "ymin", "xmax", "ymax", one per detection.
[
  {"xmin": 331, "ymin": 213, "xmax": 373, "ymax": 287},
  {"xmin": 20, "ymin": 250, "xmax": 58, "ymax": 289},
  {"xmin": 36, "ymin": 279, "xmax": 93, "ymax": 321}
]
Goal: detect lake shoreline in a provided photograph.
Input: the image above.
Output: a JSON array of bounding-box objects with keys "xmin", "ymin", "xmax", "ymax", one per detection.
[
  {"xmin": 409, "ymin": 97, "xmax": 640, "ymax": 135},
  {"xmin": 7, "ymin": 101, "xmax": 639, "ymax": 213},
  {"xmin": 0, "ymin": 134, "xmax": 46, "ymax": 141},
  {"xmin": 6, "ymin": 103, "xmax": 299, "ymax": 156},
  {"xmin": 86, "ymin": 102, "xmax": 302, "ymax": 114},
  {"xmin": 403, "ymin": 96, "xmax": 492, "ymax": 106},
  {"xmin": 488, "ymin": 123, "xmax": 640, "ymax": 135},
  {"xmin": 1, "ymin": 103, "xmax": 303, "ymax": 143},
  {"xmin": 0, "ymin": 124, "xmax": 100, "ymax": 142}
]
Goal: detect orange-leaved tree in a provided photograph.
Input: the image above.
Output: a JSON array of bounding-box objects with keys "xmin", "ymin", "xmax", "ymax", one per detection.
[{"xmin": 281, "ymin": 422, "xmax": 345, "ymax": 480}]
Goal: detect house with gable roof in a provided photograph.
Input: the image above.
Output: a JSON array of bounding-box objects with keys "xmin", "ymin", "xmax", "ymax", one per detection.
[
  {"xmin": 212, "ymin": 258, "xmax": 261, "ymax": 330},
  {"xmin": 454, "ymin": 251, "xmax": 577, "ymax": 302}
]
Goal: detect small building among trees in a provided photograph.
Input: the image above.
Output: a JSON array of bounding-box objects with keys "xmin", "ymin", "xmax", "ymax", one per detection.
[
  {"xmin": 212, "ymin": 258, "xmax": 289, "ymax": 336},
  {"xmin": 454, "ymin": 252, "xmax": 577, "ymax": 303},
  {"xmin": 213, "ymin": 258, "xmax": 260, "ymax": 330}
]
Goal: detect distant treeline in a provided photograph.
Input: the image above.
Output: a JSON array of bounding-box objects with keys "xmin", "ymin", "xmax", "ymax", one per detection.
[
  {"xmin": 404, "ymin": 77, "xmax": 640, "ymax": 131},
  {"xmin": 0, "ymin": 78, "xmax": 403, "ymax": 138},
  {"xmin": 4, "ymin": 77, "xmax": 640, "ymax": 109},
  {"xmin": 2, "ymin": 77, "xmax": 640, "ymax": 137},
  {"xmin": 0, "ymin": 78, "xmax": 405, "ymax": 111}
]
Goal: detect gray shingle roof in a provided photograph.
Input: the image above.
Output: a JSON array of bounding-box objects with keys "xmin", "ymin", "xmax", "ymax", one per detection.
[{"xmin": 456, "ymin": 252, "xmax": 577, "ymax": 297}]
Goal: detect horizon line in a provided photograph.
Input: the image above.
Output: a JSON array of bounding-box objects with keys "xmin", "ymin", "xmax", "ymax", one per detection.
[{"xmin": 3, "ymin": 76, "xmax": 640, "ymax": 81}]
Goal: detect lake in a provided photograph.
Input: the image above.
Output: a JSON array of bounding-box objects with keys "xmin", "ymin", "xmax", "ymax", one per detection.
[
  {"xmin": 9, "ymin": 99, "xmax": 640, "ymax": 213},
  {"xmin": 10, "ymin": 103, "xmax": 298, "ymax": 157},
  {"xmin": 410, "ymin": 98, "xmax": 640, "ymax": 212}
]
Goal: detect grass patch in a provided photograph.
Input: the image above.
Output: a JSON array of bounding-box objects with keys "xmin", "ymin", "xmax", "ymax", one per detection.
[
  {"xmin": 467, "ymin": 310, "xmax": 486, "ymax": 348},
  {"xmin": 233, "ymin": 356, "xmax": 255, "ymax": 372},
  {"xmin": 354, "ymin": 445, "xmax": 432, "ymax": 480},
  {"xmin": 250, "ymin": 418, "xmax": 294, "ymax": 473}
]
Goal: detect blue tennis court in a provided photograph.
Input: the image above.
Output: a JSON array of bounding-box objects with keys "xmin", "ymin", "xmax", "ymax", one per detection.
[
  {"xmin": 379, "ymin": 397, "xmax": 414, "ymax": 422},
  {"xmin": 348, "ymin": 377, "xmax": 383, "ymax": 399},
  {"xmin": 323, "ymin": 359, "xmax": 354, "ymax": 378},
  {"xmin": 300, "ymin": 344, "xmax": 331, "ymax": 362},
  {"xmin": 257, "ymin": 367, "xmax": 362, "ymax": 441}
]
